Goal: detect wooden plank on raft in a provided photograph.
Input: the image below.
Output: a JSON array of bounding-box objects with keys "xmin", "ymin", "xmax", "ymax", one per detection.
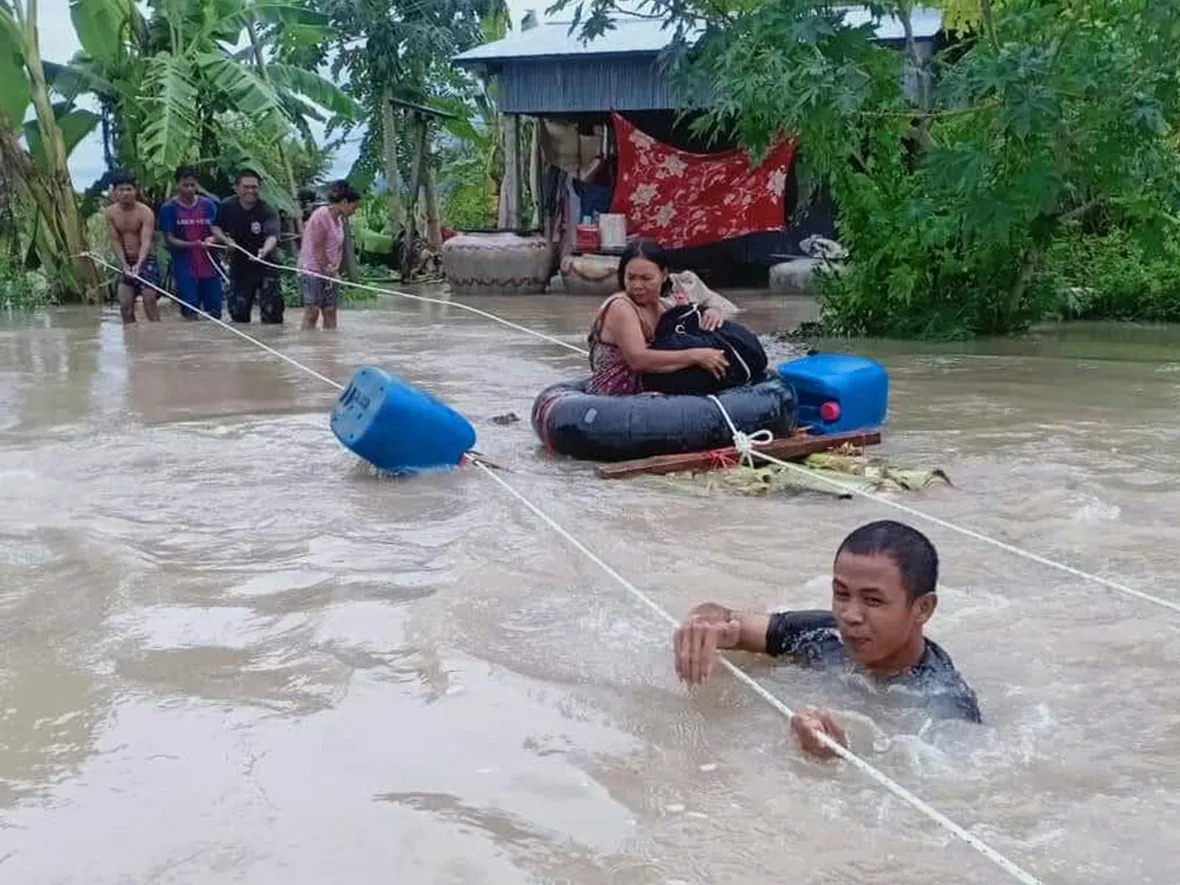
[{"xmin": 594, "ymin": 430, "xmax": 883, "ymax": 480}]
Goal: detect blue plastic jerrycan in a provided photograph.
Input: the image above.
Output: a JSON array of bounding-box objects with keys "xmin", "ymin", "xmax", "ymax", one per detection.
[
  {"xmin": 331, "ymin": 366, "xmax": 477, "ymax": 474},
  {"xmin": 776, "ymin": 353, "xmax": 889, "ymax": 435}
]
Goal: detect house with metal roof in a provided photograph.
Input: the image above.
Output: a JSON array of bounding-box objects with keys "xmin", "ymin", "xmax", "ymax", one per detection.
[
  {"xmin": 452, "ymin": 9, "xmax": 945, "ymax": 116},
  {"xmin": 449, "ymin": 8, "xmax": 946, "ymax": 285}
]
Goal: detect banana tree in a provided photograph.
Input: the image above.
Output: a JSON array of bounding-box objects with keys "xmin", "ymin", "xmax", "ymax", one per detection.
[
  {"xmin": 0, "ymin": 0, "xmax": 102, "ymax": 300},
  {"xmin": 59, "ymin": 0, "xmax": 360, "ymax": 212}
]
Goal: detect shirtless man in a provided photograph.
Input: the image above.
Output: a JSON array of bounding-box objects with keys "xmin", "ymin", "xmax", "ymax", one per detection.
[{"xmin": 105, "ymin": 171, "xmax": 160, "ymax": 324}]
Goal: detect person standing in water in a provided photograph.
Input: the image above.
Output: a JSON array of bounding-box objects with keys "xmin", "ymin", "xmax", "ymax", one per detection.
[
  {"xmin": 104, "ymin": 171, "xmax": 160, "ymax": 324},
  {"xmin": 673, "ymin": 520, "xmax": 981, "ymax": 759},
  {"xmin": 158, "ymin": 166, "xmax": 221, "ymax": 320},
  {"xmin": 297, "ymin": 180, "xmax": 361, "ymax": 330},
  {"xmin": 212, "ymin": 169, "xmax": 283, "ymax": 324}
]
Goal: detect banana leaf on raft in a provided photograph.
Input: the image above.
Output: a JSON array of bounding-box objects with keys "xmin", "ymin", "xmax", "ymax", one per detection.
[{"xmin": 659, "ymin": 444, "xmax": 953, "ymax": 499}]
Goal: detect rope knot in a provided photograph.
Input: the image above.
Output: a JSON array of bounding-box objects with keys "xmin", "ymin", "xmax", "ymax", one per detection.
[{"xmin": 707, "ymin": 394, "xmax": 773, "ymax": 467}]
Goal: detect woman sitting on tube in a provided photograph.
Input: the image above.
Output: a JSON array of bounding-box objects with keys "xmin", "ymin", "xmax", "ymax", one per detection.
[{"xmin": 586, "ymin": 238, "xmax": 730, "ymax": 396}]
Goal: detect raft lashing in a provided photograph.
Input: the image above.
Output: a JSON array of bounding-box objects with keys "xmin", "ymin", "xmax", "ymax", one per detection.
[
  {"xmin": 533, "ymin": 353, "xmax": 888, "ymax": 463},
  {"xmin": 331, "ymin": 366, "xmax": 476, "ymax": 474}
]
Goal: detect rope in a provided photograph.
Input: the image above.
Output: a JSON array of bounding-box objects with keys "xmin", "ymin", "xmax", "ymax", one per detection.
[
  {"xmin": 707, "ymin": 393, "xmax": 773, "ymax": 467},
  {"xmin": 707, "ymin": 397, "xmax": 1180, "ymax": 616},
  {"xmin": 81, "ymin": 253, "xmax": 344, "ymax": 391},
  {"xmin": 215, "ymin": 241, "xmax": 590, "ymax": 356},
  {"xmin": 472, "ymin": 460, "xmax": 1045, "ymax": 885},
  {"xmin": 73, "ymin": 251, "xmax": 1047, "ymax": 885}
]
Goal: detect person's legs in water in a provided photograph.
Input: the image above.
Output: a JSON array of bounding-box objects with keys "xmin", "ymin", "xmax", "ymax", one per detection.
[
  {"xmin": 257, "ymin": 273, "xmax": 284, "ymax": 324},
  {"xmin": 321, "ymin": 281, "xmax": 340, "ymax": 330},
  {"xmin": 137, "ymin": 255, "xmax": 162, "ymax": 322},
  {"xmin": 228, "ymin": 275, "xmax": 256, "ymax": 323},
  {"xmin": 299, "ymin": 274, "xmax": 321, "ymax": 329},
  {"xmin": 196, "ymin": 276, "xmax": 223, "ymax": 319},
  {"xmin": 118, "ymin": 276, "xmax": 137, "ymax": 324},
  {"xmin": 172, "ymin": 262, "xmax": 199, "ymax": 320}
]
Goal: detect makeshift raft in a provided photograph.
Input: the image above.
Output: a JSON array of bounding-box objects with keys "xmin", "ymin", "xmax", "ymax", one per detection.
[{"xmin": 595, "ymin": 428, "xmax": 881, "ymax": 479}]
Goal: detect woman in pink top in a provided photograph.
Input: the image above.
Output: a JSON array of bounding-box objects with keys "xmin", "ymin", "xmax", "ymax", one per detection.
[{"xmin": 298, "ymin": 180, "xmax": 361, "ymax": 330}]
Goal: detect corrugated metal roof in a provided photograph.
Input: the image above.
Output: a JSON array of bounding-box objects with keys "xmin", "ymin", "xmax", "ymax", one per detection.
[{"xmin": 454, "ymin": 7, "xmax": 943, "ymax": 66}]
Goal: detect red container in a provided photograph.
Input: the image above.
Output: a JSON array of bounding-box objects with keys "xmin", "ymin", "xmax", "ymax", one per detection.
[{"xmin": 575, "ymin": 223, "xmax": 600, "ymax": 254}]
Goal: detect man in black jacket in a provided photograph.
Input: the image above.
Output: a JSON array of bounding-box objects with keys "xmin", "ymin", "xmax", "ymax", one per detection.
[{"xmin": 211, "ymin": 169, "xmax": 283, "ymax": 324}]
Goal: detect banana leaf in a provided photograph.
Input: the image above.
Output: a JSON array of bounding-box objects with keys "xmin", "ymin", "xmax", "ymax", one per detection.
[{"xmin": 707, "ymin": 453, "xmax": 953, "ymax": 499}]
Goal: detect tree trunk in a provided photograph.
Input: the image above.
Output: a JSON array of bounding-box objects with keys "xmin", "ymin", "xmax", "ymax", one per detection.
[
  {"xmin": 400, "ymin": 114, "xmax": 428, "ymax": 281},
  {"xmin": 17, "ymin": 0, "xmax": 100, "ymax": 300},
  {"xmin": 423, "ymin": 164, "xmax": 442, "ymax": 249},
  {"xmin": 381, "ymin": 90, "xmax": 406, "ymax": 235},
  {"xmin": 341, "ymin": 218, "xmax": 358, "ymax": 282},
  {"xmin": 245, "ymin": 14, "xmax": 302, "ymax": 234}
]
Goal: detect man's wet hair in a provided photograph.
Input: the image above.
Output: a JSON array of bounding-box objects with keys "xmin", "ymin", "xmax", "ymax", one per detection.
[
  {"xmin": 836, "ymin": 520, "xmax": 939, "ymax": 601},
  {"xmin": 236, "ymin": 168, "xmax": 262, "ymax": 184},
  {"xmin": 111, "ymin": 170, "xmax": 136, "ymax": 188},
  {"xmin": 175, "ymin": 165, "xmax": 198, "ymax": 182}
]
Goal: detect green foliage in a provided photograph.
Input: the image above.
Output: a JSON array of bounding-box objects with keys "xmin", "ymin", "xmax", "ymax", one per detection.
[
  {"xmin": 60, "ymin": 0, "xmax": 359, "ymax": 209},
  {"xmin": 0, "ymin": 256, "xmax": 51, "ymax": 309},
  {"xmin": 558, "ymin": 0, "xmax": 1180, "ymax": 338},
  {"xmin": 1043, "ymin": 227, "xmax": 1180, "ymax": 323},
  {"xmin": 437, "ymin": 139, "xmax": 496, "ymax": 229}
]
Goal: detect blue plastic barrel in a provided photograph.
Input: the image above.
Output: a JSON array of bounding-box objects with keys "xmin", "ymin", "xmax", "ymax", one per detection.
[
  {"xmin": 331, "ymin": 366, "xmax": 477, "ymax": 474},
  {"xmin": 776, "ymin": 353, "xmax": 889, "ymax": 435}
]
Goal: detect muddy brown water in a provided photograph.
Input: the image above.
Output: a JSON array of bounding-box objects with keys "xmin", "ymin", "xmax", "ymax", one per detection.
[{"xmin": 2, "ymin": 290, "xmax": 1179, "ymax": 884}]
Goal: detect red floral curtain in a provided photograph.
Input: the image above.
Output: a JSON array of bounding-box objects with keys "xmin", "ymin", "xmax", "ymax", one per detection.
[{"xmin": 608, "ymin": 113, "xmax": 798, "ymax": 250}]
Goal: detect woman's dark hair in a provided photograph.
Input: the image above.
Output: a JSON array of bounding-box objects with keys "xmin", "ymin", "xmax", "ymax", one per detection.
[
  {"xmin": 327, "ymin": 179, "xmax": 361, "ymax": 204},
  {"xmin": 616, "ymin": 237, "xmax": 669, "ymax": 291}
]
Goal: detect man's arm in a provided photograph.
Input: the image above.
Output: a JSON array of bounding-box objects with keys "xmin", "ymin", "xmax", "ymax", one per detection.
[
  {"xmin": 105, "ymin": 208, "xmax": 127, "ymax": 269},
  {"xmin": 135, "ymin": 205, "xmax": 154, "ymax": 270},
  {"xmin": 258, "ymin": 204, "xmax": 280, "ymax": 260},
  {"xmin": 210, "ymin": 199, "xmax": 232, "ymax": 246},
  {"xmin": 673, "ymin": 602, "xmax": 771, "ymax": 686}
]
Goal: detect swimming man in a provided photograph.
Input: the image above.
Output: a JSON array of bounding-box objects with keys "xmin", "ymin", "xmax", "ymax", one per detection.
[
  {"xmin": 104, "ymin": 171, "xmax": 159, "ymax": 324},
  {"xmin": 673, "ymin": 520, "xmax": 981, "ymax": 759}
]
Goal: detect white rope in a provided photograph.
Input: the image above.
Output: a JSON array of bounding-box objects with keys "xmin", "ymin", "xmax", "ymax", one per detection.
[
  {"xmin": 81, "ymin": 253, "xmax": 344, "ymax": 391},
  {"xmin": 707, "ymin": 397, "xmax": 1180, "ymax": 616},
  {"xmin": 472, "ymin": 460, "xmax": 1045, "ymax": 883},
  {"xmin": 708, "ymin": 393, "xmax": 774, "ymax": 467},
  {"xmin": 215, "ymin": 241, "xmax": 590, "ymax": 356},
  {"xmin": 73, "ymin": 250, "xmax": 1047, "ymax": 885}
]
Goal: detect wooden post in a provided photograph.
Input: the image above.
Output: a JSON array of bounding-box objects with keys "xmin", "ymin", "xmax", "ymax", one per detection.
[
  {"xmin": 400, "ymin": 113, "xmax": 428, "ymax": 282},
  {"xmin": 511, "ymin": 114, "xmax": 523, "ymax": 229},
  {"xmin": 424, "ymin": 163, "xmax": 442, "ymax": 250},
  {"xmin": 501, "ymin": 113, "xmax": 521, "ymax": 230},
  {"xmin": 528, "ymin": 116, "xmax": 542, "ymax": 230}
]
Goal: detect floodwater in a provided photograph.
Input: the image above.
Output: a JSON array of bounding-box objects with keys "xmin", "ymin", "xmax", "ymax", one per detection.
[{"xmin": 2, "ymin": 290, "xmax": 1179, "ymax": 885}]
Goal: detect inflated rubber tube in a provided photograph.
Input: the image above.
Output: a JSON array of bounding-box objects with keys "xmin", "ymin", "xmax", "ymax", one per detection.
[{"xmin": 531, "ymin": 376, "xmax": 798, "ymax": 462}]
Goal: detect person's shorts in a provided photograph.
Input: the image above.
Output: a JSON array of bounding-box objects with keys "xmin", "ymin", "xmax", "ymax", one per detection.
[
  {"xmin": 299, "ymin": 275, "xmax": 339, "ymax": 308},
  {"xmin": 121, "ymin": 255, "xmax": 160, "ymax": 296}
]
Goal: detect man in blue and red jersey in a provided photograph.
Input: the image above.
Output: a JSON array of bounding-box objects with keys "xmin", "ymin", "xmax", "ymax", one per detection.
[{"xmin": 158, "ymin": 166, "xmax": 222, "ymax": 319}]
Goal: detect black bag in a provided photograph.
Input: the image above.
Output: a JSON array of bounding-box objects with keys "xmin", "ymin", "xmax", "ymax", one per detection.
[{"xmin": 641, "ymin": 304, "xmax": 769, "ymax": 395}]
